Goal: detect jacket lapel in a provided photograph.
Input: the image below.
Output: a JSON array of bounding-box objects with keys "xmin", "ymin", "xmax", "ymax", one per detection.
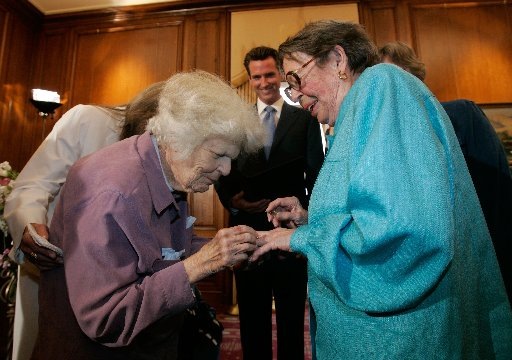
[{"xmin": 272, "ymin": 102, "xmax": 296, "ymax": 151}]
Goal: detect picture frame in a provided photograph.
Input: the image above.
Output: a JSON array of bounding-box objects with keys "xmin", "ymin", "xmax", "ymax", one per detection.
[{"xmin": 479, "ymin": 103, "xmax": 512, "ymax": 165}]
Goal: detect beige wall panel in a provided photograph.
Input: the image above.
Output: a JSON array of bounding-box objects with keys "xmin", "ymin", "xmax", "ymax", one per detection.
[{"xmin": 230, "ymin": 3, "xmax": 359, "ymax": 86}]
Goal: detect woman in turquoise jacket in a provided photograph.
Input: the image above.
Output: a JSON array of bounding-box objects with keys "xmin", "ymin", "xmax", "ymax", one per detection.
[{"xmin": 251, "ymin": 20, "xmax": 512, "ymax": 359}]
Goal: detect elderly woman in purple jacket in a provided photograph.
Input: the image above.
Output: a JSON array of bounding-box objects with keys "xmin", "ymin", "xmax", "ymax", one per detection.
[{"xmin": 31, "ymin": 70, "xmax": 266, "ymax": 360}]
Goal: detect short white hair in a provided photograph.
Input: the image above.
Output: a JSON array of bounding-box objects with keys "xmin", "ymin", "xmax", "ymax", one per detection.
[{"xmin": 147, "ymin": 70, "xmax": 266, "ymax": 159}]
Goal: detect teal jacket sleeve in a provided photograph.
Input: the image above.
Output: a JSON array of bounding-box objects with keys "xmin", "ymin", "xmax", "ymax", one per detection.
[{"xmin": 292, "ymin": 64, "xmax": 463, "ymax": 314}]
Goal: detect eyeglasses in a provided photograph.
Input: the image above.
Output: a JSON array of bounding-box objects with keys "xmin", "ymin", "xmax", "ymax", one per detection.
[
  {"xmin": 284, "ymin": 57, "xmax": 316, "ymax": 103},
  {"xmin": 285, "ymin": 57, "xmax": 316, "ymax": 91}
]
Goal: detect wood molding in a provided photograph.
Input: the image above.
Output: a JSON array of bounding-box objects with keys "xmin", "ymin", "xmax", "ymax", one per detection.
[{"xmin": 0, "ymin": 0, "xmax": 42, "ymax": 20}]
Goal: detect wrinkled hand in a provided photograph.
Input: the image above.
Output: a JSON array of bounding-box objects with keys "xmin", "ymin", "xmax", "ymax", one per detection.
[
  {"xmin": 20, "ymin": 223, "xmax": 63, "ymax": 270},
  {"xmin": 266, "ymin": 196, "xmax": 308, "ymax": 228},
  {"xmin": 250, "ymin": 227, "xmax": 295, "ymax": 262},
  {"xmin": 231, "ymin": 191, "xmax": 270, "ymax": 214},
  {"xmin": 183, "ymin": 225, "xmax": 259, "ymax": 283}
]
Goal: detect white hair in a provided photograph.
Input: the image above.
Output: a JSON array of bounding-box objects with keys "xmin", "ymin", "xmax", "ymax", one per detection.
[{"xmin": 146, "ymin": 70, "xmax": 266, "ymax": 159}]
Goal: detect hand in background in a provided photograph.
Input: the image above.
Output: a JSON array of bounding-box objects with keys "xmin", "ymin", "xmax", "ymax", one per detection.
[
  {"xmin": 266, "ymin": 196, "xmax": 308, "ymax": 228},
  {"xmin": 20, "ymin": 223, "xmax": 63, "ymax": 270},
  {"xmin": 250, "ymin": 227, "xmax": 295, "ymax": 262},
  {"xmin": 231, "ymin": 191, "xmax": 270, "ymax": 214},
  {"xmin": 183, "ymin": 225, "xmax": 259, "ymax": 283}
]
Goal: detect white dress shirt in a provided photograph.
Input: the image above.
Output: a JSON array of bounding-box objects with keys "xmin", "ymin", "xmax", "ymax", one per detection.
[{"xmin": 256, "ymin": 97, "xmax": 284, "ymax": 126}]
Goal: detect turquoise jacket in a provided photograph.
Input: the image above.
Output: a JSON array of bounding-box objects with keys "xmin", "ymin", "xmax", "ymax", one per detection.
[{"xmin": 292, "ymin": 64, "xmax": 512, "ymax": 359}]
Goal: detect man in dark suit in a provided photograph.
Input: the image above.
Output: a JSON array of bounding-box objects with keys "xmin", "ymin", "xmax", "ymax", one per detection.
[{"xmin": 215, "ymin": 46, "xmax": 324, "ymax": 360}]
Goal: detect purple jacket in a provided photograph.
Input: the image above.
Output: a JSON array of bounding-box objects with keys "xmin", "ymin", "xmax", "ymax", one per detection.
[{"xmin": 32, "ymin": 132, "xmax": 206, "ymax": 360}]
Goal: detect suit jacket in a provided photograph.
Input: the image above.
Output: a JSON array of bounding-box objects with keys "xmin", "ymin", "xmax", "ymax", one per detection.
[
  {"xmin": 215, "ymin": 102, "xmax": 324, "ymax": 231},
  {"xmin": 441, "ymin": 99, "xmax": 512, "ymax": 299}
]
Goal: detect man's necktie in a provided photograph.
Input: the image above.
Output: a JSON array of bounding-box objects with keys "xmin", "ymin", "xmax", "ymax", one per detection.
[{"xmin": 262, "ymin": 105, "xmax": 276, "ymax": 159}]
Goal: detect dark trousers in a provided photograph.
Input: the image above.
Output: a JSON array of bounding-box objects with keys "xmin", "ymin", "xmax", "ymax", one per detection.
[{"xmin": 235, "ymin": 252, "xmax": 307, "ymax": 360}]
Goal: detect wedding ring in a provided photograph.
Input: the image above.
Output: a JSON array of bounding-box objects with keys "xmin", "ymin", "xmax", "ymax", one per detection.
[
  {"xmin": 29, "ymin": 252, "xmax": 38, "ymax": 260},
  {"xmin": 268, "ymin": 206, "xmax": 285, "ymax": 216}
]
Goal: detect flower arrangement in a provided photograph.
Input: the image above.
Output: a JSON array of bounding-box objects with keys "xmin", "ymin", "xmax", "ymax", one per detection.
[
  {"xmin": 1, "ymin": 161, "xmax": 18, "ymax": 305},
  {"xmin": 1, "ymin": 161, "xmax": 18, "ymax": 242}
]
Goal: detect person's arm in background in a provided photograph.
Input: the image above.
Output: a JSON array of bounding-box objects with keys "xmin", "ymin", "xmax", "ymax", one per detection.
[
  {"xmin": 442, "ymin": 99, "xmax": 512, "ymax": 300},
  {"xmin": 4, "ymin": 104, "xmax": 120, "ymax": 265}
]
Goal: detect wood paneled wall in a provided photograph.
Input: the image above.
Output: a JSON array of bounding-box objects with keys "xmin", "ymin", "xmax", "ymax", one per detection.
[
  {"xmin": 3, "ymin": 0, "xmax": 511, "ymax": 165},
  {"xmin": 0, "ymin": 0, "xmax": 41, "ymax": 171},
  {"xmin": 359, "ymin": 0, "xmax": 512, "ymax": 103},
  {"xmin": 1, "ymin": 0, "xmax": 511, "ymax": 311}
]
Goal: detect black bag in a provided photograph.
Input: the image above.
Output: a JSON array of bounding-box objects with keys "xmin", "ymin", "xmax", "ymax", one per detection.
[{"xmin": 177, "ymin": 287, "xmax": 224, "ymax": 360}]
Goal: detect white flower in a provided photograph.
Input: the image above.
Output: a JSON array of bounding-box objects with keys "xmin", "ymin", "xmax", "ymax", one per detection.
[
  {"xmin": 1, "ymin": 161, "xmax": 18, "ymax": 239},
  {"xmin": 0, "ymin": 161, "xmax": 11, "ymax": 177}
]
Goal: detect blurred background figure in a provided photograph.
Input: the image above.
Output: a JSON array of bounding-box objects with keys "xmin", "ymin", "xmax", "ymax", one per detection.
[{"xmin": 379, "ymin": 41, "xmax": 512, "ymax": 301}]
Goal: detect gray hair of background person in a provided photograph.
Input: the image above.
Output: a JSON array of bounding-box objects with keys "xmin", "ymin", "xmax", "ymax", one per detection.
[
  {"xmin": 243, "ymin": 46, "xmax": 281, "ymax": 77},
  {"xmin": 121, "ymin": 81, "xmax": 166, "ymax": 140},
  {"xmin": 147, "ymin": 70, "xmax": 266, "ymax": 160},
  {"xmin": 278, "ymin": 20, "xmax": 379, "ymax": 75},
  {"xmin": 379, "ymin": 41, "xmax": 426, "ymax": 81}
]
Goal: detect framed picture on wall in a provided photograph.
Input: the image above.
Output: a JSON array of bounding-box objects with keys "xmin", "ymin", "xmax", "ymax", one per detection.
[{"xmin": 480, "ymin": 103, "xmax": 512, "ymax": 166}]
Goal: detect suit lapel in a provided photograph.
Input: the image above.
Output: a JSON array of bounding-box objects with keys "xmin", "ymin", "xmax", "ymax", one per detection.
[{"xmin": 272, "ymin": 103, "xmax": 296, "ymax": 151}]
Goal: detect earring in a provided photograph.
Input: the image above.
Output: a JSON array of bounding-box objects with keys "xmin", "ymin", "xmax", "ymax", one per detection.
[{"xmin": 338, "ymin": 71, "xmax": 347, "ymax": 80}]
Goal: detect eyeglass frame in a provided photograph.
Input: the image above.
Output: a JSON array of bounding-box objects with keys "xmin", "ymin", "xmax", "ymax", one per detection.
[
  {"xmin": 285, "ymin": 56, "xmax": 317, "ymax": 91},
  {"xmin": 283, "ymin": 56, "xmax": 316, "ymax": 103}
]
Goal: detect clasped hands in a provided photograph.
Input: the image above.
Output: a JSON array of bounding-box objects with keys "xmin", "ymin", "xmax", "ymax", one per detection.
[
  {"xmin": 251, "ymin": 196, "xmax": 308, "ymax": 262},
  {"xmin": 184, "ymin": 196, "xmax": 307, "ymax": 281}
]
